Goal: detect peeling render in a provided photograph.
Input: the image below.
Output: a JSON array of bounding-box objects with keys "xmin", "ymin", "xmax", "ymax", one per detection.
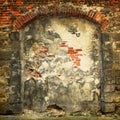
[
  {"xmin": 21, "ymin": 17, "xmax": 100, "ymax": 112},
  {"xmin": 0, "ymin": 0, "xmax": 120, "ymax": 116}
]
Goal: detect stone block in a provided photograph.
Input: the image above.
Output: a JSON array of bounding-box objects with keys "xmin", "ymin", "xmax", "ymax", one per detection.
[
  {"xmin": 104, "ymin": 84, "xmax": 115, "ymax": 93},
  {"xmin": 116, "ymin": 107, "xmax": 120, "ymax": 115},
  {"xmin": 115, "ymin": 102, "xmax": 120, "ymax": 114},
  {"xmin": 12, "ymin": 42, "xmax": 20, "ymax": 51},
  {"xmin": 103, "ymin": 61, "xmax": 113, "ymax": 69},
  {"xmin": 113, "ymin": 52, "xmax": 120, "ymax": 60},
  {"xmin": 111, "ymin": 33, "xmax": 120, "ymax": 41},
  {"xmin": 11, "ymin": 50, "xmax": 20, "ymax": 60},
  {"xmin": 8, "ymin": 94, "xmax": 19, "ymax": 104},
  {"xmin": 104, "ymin": 92, "xmax": 120, "ymax": 103},
  {"xmin": 0, "ymin": 60, "xmax": 10, "ymax": 67},
  {"xmin": 114, "ymin": 92, "xmax": 120, "ymax": 103},
  {"xmin": 101, "ymin": 33, "xmax": 109, "ymax": 41},
  {"xmin": 0, "ymin": 102, "xmax": 9, "ymax": 114},
  {"xmin": 0, "ymin": 26, "xmax": 12, "ymax": 32},
  {"xmin": 11, "ymin": 60, "xmax": 20, "ymax": 69},
  {"xmin": 115, "ymin": 70, "xmax": 120, "ymax": 77},
  {"xmin": 112, "ymin": 64, "xmax": 120, "ymax": 70},
  {"xmin": 104, "ymin": 103, "xmax": 115, "ymax": 113},
  {"xmin": 0, "ymin": 75, "xmax": 10, "ymax": 114},
  {"xmin": 104, "ymin": 70, "xmax": 115, "ymax": 84},
  {"xmin": 104, "ymin": 79, "xmax": 116, "ymax": 84},
  {"xmin": 10, "ymin": 74, "xmax": 21, "ymax": 85},
  {"xmin": 116, "ymin": 85, "xmax": 120, "ymax": 91},
  {"xmin": 116, "ymin": 102, "xmax": 120, "ymax": 107},
  {"xmin": 0, "ymin": 51, "xmax": 12, "ymax": 60},
  {"xmin": 112, "ymin": 41, "xmax": 120, "ymax": 52},
  {"xmin": 91, "ymin": 104, "xmax": 101, "ymax": 113},
  {"xmin": 8, "ymin": 103, "xmax": 22, "ymax": 114},
  {"xmin": 104, "ymin": 69, "xmax": 114, "ymax": 77},
  {"xmin": 104, "ymin": 93, "xmax": 115, "ymax": 102},
  {"xmin": 0, "ymin": 33, "xmax": 9, "ymax": 40},
  {"xmin": 115, "ymin": 77, "xmax": 120, "ymax": 84}
]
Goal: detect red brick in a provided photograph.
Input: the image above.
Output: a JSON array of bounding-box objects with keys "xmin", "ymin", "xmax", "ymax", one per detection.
[
  {"xmin": 25, "ymin": 4, "xmax": 34, "ymax": 10},
  {"xmin": 76, "ymin": 49, "xmax": 82, "ymax": 51},
  {"xmin": 87, "ymin": 10, "xmax": 95, "ymax": 19},
  {"xmin": 16, "ymin": 0, "xmax": 23, "ymax": 4},
  {"xmin": 93, "ymin": 12, "xmax": 102, "ymax": 24},
  {"xmin": 70, "ymin": 54, "xmax": 75, "ymax": 60},
  {"xmin": 0, "ymin": 1, "xmax": 110, "ymax": 30},
  {"xmin": 39, "ymin": 48, "xmax": 48, "ymax": 53},
  {"xmin": 101, "ymin": 20, "xmax": 109, "ymax": 30},
  {"xmin": 16, "ymin": 20, "xmax": 22, "ymax": 28},
  {"xmin": 14, "ymin": 22, "xmax": 20, "ymax": 30},
  {"xmin": 75, "ymin": 53, "xmax": 80, "ymax": 57},
  {"xmin": 74, "ymin": 60, "xmax": 80, "ymax": 66},
  {"xmin": 68, "ymin": 50, "xmax": 75, "ymax": 54}
]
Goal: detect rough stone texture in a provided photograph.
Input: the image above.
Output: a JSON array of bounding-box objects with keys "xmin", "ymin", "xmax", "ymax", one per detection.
[
  {"xmin": 0, "ymin": 27, "xmax": 22, "ymax": 114},
  {"xmin": 104, "ymin": 84, "xmax": 115, "ymax": 93},
  {"xmin": 0, "ymin": 27, "xmax": 11, "ymax": 114},
  {"xmin": 0, "ymin": 0, "xmax": 119, "ymax": 115},
  {"xmin": 101, "ymin": 15, "xmax": 120, "ymax": 112},
  {"xmin": 104, "ymin": 103, "xmax": 116, "ymax": 113},
  {"xmin": 13, "ymin": 4, "xmax": 108, "ymax": 30}
]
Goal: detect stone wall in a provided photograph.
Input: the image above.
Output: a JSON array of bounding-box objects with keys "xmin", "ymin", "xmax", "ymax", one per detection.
[
  {"xmin": 0, "ymin": 26, "xmax": 22, "ymax": 114},
  {"xmin": 0, "ymin": 26, "xmax": 11, "ymax": 114},
  {"xmin": 100, "ymin": 7, "xmax": 120, "ymax": 114},
  {"xmin": 0, "ymin": 0, "xmax": 119, "ymax": 115}
]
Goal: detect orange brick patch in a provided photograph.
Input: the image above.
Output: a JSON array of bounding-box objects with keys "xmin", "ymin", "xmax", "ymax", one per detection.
[
  {"xmin": 68, "ymin": 47, "xmax": 75, "ymax": 54},
  {"xmin": 60, "ymin": 41, "xmax": 82, "ymax": 67},
  {"xmin": 61, "ymin": 42, "xmax": 83, "ymax": 67}
]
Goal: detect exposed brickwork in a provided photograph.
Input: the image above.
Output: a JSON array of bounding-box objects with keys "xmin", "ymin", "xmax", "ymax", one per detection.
[
  {"xmin": 13, "ymin": 6, "xmax": 108, "ymax": 30},
  {"xmin": 60, "ymin": 41, "xmax": 82, "ymax": 67},
  {"xmin": 0, "ymin": 0, "xmax": 119, "ymax": 28}
]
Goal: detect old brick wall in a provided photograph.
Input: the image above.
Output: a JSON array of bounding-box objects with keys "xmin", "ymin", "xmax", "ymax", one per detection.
[
  {"xmin": 102, "ymin": 15, "xmax": 120, "ymax": 113},
  {"xmin": 21, "ymin": 16, "xmax": 101, "ymax": 113},
  {"xmin": 0, "ymin": 0, "xmax": 119, "ymax": 114}
]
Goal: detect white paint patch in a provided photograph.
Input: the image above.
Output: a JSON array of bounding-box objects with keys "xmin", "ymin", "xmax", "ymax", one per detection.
[
  {"xmin": 80, "ymin": 55, "xmax": 93, "ymax": 71},
  {"xmin": 50, "ymin": 18, "xmax": 96, "ymax": 71}
]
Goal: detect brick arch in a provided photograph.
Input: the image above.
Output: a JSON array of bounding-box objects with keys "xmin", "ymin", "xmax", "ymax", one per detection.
[{"xmin": 13, "ymin": 4, "xmax": 108, "ymax": 31}]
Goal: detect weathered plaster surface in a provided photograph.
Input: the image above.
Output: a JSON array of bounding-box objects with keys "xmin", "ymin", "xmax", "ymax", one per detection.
[{"xmin": 22, "ymin": 17, "xmax": 100, "ymax": 112}]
